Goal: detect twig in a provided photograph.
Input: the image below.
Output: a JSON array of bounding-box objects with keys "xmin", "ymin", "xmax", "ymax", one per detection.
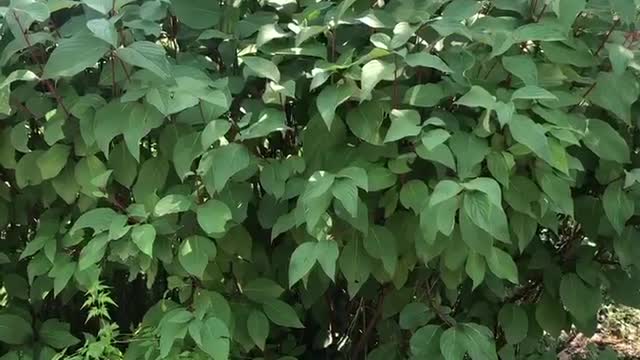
[
  {"xmin": 595, "ymin": 18, "xmax": 620, "ymax": 56},
  {"xmin": 351, "ymin": 288, "xmax": 388, "ymax": 360}
]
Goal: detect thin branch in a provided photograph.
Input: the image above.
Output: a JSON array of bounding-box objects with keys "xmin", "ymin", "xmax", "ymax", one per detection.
[{"xmin": 351, "ymin": 288, "xmax": 388, "ymax": 360}]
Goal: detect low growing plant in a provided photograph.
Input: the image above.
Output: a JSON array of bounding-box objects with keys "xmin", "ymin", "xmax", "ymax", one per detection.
[{"xmin": 0, "ymin": 0, "xmax": 640, "ymax": 359}]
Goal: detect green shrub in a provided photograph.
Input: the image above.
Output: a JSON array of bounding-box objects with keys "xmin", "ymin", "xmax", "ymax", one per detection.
[{"xmin": 0, "ymin": 0, "xmax": 639, "ymax": 359}]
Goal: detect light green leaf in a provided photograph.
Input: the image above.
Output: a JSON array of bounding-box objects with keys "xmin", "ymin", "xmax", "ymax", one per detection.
[
  {"xmin": 178, "ymin": 235, "xmax": 216, "ymax": 279},
  {"xmin": 247, "ymin": 310, "xmax": 269, "ymax": 351},
  {"xmin": 70, "ymin": 208, "xmax": 118, "ymax": 235},
  {"xmin": 39, "ymin": 319, "xmax": 80, "ymax": 349},
  {"xmin": 582, "ymin": 118, "xmax": 630, "ymax": 163},
  {"xmin": 559, "ymin": 273, "xmax": 602, "ymax": 322},
  {"xmin": 465, "ymin": 253, "xmax": 486, "ymax": 290},
  {"xmin": 361, "ymin": 59, "xmax": 395, "ymax": 100},
  {"xmin": 154, "ymin": 194, "xmax": 193, "ymax": 217},
  {"xmin": 116, "ymin": 41, "xmax": 171, "ymax": 79},
  {"xmin": 610, "ymin": 0, "xmax": 636, "ymax": 24},
  {"xmin": 37, "ymin": 144, "xmax": 70, "ymax": 180},
  {"xmin": 86, "ymin": 18, "xmax": 117, "ymax": 47},
  {"xmin": 486, "ymin": 247, "xmax": 518, "ymax": 284},
  {"xmin": 509, "ymin": 114, "xmax": 552, "ymax": 164},
  {"xmin": 43, "ymin": 32, "xmax": 109, "ymax": 78},
  {"xmin": 429, "ymin": 180, "xmax": 462, "ymax": 208},
  {"xmin": 511, "ymin": 86, "xmax": 557, "ymax": 100},
  {"xmin": 456, "ymin": 86, "xmax": 496, "ymax": 109},
  {"xmin": 316, "ymin": 82, "xmax": 353, "ymax": 129},
  {"xmin": 262, "ymin": 299, "xmax": 304, "ymax": 328},
  {"xmin": 513, "ymin": 22, "xmax": 566, "ymax": 42},
  {"xmin": 331, "ymin": 179, "xmax": 359, "ymax": 218},
  {"xmin": 243, "ymin": 56, "xmax": 281, "ymax": 83},
  {"xmin": 421, "ymin": 129, "xmax": 450, "ymax": 151},
  {"xmin": 81, "ymin": 0, "xmax": 111, "ymax": 14},
  {"xmin": 289, "ymin": 242, "xmax": 318, "ymax": 287},
  {"xmin": 131, "ymin": 224, "xmax": 156, "ymax": 257},
  {"xmin": 198, "ymin": 317, "xmax": 229, "ymax": 360},
  {"xmin": 400, "ymin": 180, "xmax": 429, "ymax": 213},
  {"xmin": 502, "ymin": 55, "xmax": 537, "ymax": 85},
  {"xmin": 197, "ymin": 200, "xmax": 232, "ymax": 235},
  {"xmin": 405, "ymin": 52, "xmax": 452, "ymax": 73},
  {"xmin": 208, "ymin": 143, "xmax": 252, "ymax": 192},
  {"xmin": 316, "ymin": 240, "xmax": 339, "ymax": 280},
  {"xmin": 588, "ymin": 71, "xmax": 639, "ymax": 124},
  {"xmin": 244, "ymin": 278, "xmax": 284, "ymax": 303},
  {"xmin": 384, "ymin": 109, "xmax": 421, "ymax": 143},
  {"xmin": 403, "ymin": 83, "xmax": 447, "ymax": 107},
  {"xmin": 346, "ymin": 102, "xmax": 386, "ymax": 145},
  {"xmin": 240, "ymin": 108, "xmax": 287, "ymax": 140},
  {"xmin": 410, "ymin": 325, "xmax": 442, "ymax": 357}
]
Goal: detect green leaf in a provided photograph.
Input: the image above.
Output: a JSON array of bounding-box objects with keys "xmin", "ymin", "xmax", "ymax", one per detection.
[
  {"xmin": 440, "ymin": 326, "xmax": 466, "ymax": 360},
  {"xmin": 421, "ymin": 129, "xmax": 451, "ymax": 151},
  {"xmin": 502, "ymin": 55, "xmax": 537, "ymax": 85},
  {"xmin": 198, "ymin": 317, "xmax": 230, "ymax": 360},
  {"xmin": 410, "ymin": 325, "xmax": 442, "ymax": 357},
  {"xmin": 0, "ymin": 314, "xmax": 33, "ymax": 345},
  {"xmin": 361, "ymin": 59, "xmax": 395, "ymax": 100},
  {"xmin": 178, "ymin": 236, "xmax": 216, "ymax": 279},
  {"xmin": 244, "ymin": 278, "xmax": 284, "ymax": 303},
  {"xmin": 610, "ymin": 0, "xmax": 636, "ymax": 24},
  {"xmin": 243, "ymin": 56, "xmax": 281, "ymax": 83},
  {"xmin": 463, "ymin": 192, "xmax": 510, "ymax": 243},
  {"xmin": 405, "ymin": 52, "xmax": 452, "ymax": 73},
  {"xmin": 316, "ymin": 240, "xmax": 339, "ymax": 280},
  {"xmin": 384, "ymin": 109, "xmax": 422, "ymax": 143},
  {"xmin": 509, "ymin": 114, "xmax": 552, "ymax": 164},
  {"xmin": 86, "ymin": 18, "xmax": 117, "ymax": 47},
  {"xmin": 513, "ymin": 22, "xmax": 566, "ymax": 42},
  {"xmin": 465, "ymin": 252, "xmax": 486, "ymax": 290},
  {"xmin": 207, "ymin": 143, "xmax": 252, "ymax": 192},
  {"xmin": 536, "ymin": 293, "xmax": 567, "ymax": 337},
  {"xmin": 39, "ymin": 319, "xmax": 80, "ymax": 349},
  {"xmin": 331, "ymin": 179, "xmax": 359, "ymax": 218},
  {"xmin": 603, "ymin": 181, "xmax": 634, "ymax": 236},
  {"xmin": 429, "ymin": 180, "xmax": 463, "ymax": 208},
  {"xmin": 262, "ymin": 299, "xmax": 304, "ymax": 328},
  {"xmin": 247, "ymin": 310, "xmax": 269, "ymax": 351},
  {"xmin": 289, "ymin": 242, "xmax": 318, "ymax": 287},
  {"xmin": 346, "ymin": 101, "xmax": 386, "ymax": 145},
  {"xmin": 197, "ymin": 200, "xmax": 232, "ymax": 235},
  {"xmin": 154, "ymin": 194, "xmax": 193, "ymax": 217},
  {"xmin": 37, "ymin": 144, "xmax": 70, "ymax": 180},
  {"xmin": 171, "ymin": 0, "xmax": 221, "ymax": 29},
  {"xmin": 456, "ymin": 86, "xmax": 496, "ymax": 109},
  {"xmin": 486, "ymin": 247, "xmax": 518, "ymax": 284},
  {"xmin": 364, "ymin": 225, "xmax": 398, "ymax": 275},
  {"xmin": 400, "ymin": 180, "xmax": 429, "ymax": 213},
  {"xmin": 538, "ymin": 170, "xmax": 574, "ymax": 216},
  {"xmin": 116, "ymin": 41, "xmax": 171, "ymax": 79},
  {"xmin": 316, "ymin": 82, "xmax": 353, "ymax": 129},
  {"xmin": 588, "ymin": 71, "xmax": 639, "ymax": 124},
  {"xmin": 553, "ymin": 0, "xmax": 586, "ymax": 28},
  {"xmin": 70, "ymin": 208, "xmax": 118, "ymax": 235},
  {"xmin": 560, "ymin": 273, "xmax": 602, "ymax": 322},
  {"xmin": 399, "ymin": 302, "xmax": 433, "ymax": 330},
  {"xmin": 403, "ymin": 83, "xmax": 447, "ymax": 107},
  {"xmin": 81, "ymin": 0, "xmax": 111, "ymax": 14},
  {"xmin": 582, "ymin": 118, "xmax": 630, "ymax": 163},
  {"xmin": 339, "ymin": 238, "xmax": 372, "ymax": 297},
  {"xmin": 486, "ymin": 152, "xmax": 513, "ymax": 188},
  {"xmin": 511, "ymin": 86, "xmax": 557, "ymax": 101},
  {"xmin": 240, "ymin": 109, "xmax": 287, "ymax": 140},
  {"xmin": 43, "ymin": 32, "xmax": 110, "ymax": 78},
  {"xmin": 498, "ymin": 304, "xmax": 528, "ymax": 344},
  {"xmin": 131, "ymin": 224, "xmax": 156, "ymax": 257}
]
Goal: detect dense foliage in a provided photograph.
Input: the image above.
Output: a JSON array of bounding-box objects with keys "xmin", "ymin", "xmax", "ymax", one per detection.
[{"xmin": 0, "ymin": 0, "xmax": 640, "ymax": 359}]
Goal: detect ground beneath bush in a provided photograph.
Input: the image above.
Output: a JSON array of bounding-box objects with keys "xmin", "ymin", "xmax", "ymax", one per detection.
[{"xmin": 558, "ymin": 306, "xmax": 640, "ymax": 359}]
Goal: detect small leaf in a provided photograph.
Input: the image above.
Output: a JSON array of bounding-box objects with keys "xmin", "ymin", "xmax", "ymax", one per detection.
[
  {"xmin": 37, "ymin": 144, "xmax": 70, "ymax": 180},
  {"xmin": 583, "ymin": 118, "xmax": 630, "ymax": 163},
  {"xmin": 43, "ymin": 32, "xmax": 110, "ymax": 78},
  {"xmin": 399, "ymin": 302, "xmax": 433, "ymax": 330},
  {"xmin": 154, "ymin": 194, "xmax": 193, "ymax": 217},
  {"xmin": 486, "ymin": 247, "xmax": 518, "ymax": 284},
  {"xmin": 131, "ymin": 224, "xmax": 156, "ymax": 257},
  {"xmin": 247, "ymin": 310, "xmax": 269, "ymax": 351},
  {"xmin": 364, "ymin": 225, "xmax": 398, "ymax": 275},
  {"xmin": 116, "ymin": 41, "xmax": 171, "ymax": 79},
  {"xmin": 511, "ymin": 86, "xmax": 557, "ymax": 100},
  {"xmin": 197, "ymin": 200, "xmax": 232, "ymax": 235},
  {"xmin": 244, "ymin": 278, "xmax": 284, "ymax": 303},
  {"xmin": 498, "ymin": 304, "xmax": 528, "ymax": 344},
  {"xmin": 603, "ymin": 181, "xmax": 634, "ymax": 235},
  {"xmin": 405, "ymin": 52, "xmax": 452, "ymax": 73},
  {"xmin": 178, "ymin": 235, "xmax": 216, "ymax": 279},
  {"xmin": 384, "ymin": 109, "xmax": 422, "ymax": 143},
  {"xmin": 289, "ymin": 242, "xmax": 318, "ymax": 287},
  {"xmin": 0, "ymin": 314, "xmax": 33, "ymax": 345},
  {"xmin": 509, "ymin": 115, "xmax": 552, "ymax": 164},
  {"xmin": 456, "ymin": 86, "xmax": 496, "ymax": 109},
  {"xmin": 243, "ymin": 56, "xmax": 280, "ymax": 82},
  {"xmin": 316, "ymin": 82, "xmax": 353, "ymax": 129}
]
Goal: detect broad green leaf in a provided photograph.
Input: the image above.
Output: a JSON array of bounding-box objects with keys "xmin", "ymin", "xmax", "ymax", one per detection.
[
  {"xmin": 70, "ymin": 208, "xmax": 118, "ymax": 235},
  {"xmin": 86, "ymin": 18, "xmax": 117, "ymax": 47},
  {"xmin": 513, "ymin": 22, "xmax": 566, "ymax": 42},
  {"xmin": 207, "ymin": 144, "xmax": 252, "ymax": 192},
  {"xmin": 197, "ymin": 200, "xmax": 232, "ymax": 235},
  {"xmin": 429, "ymin": 180, "xmax": 462, "ymax": 208},
  {"xmin": 536, "ymin": 293, "xmax": 567, "ymax": 337},
  {"xmin": 262, "ymin": 299, "xmax": 304, "ymax": 328},
  {"xmin": 465, "ymin": 252, "xmax": 486, "ymax": 290},
  {"xmin": 384, "ymin": 109, "xmax": 421, "ymax": 142},
  {"xmin": 243, "ymin": 56, "xmax": 281, "ymax": 82},
  {"xmin": 456, "ymin": 86, "xmax": 496, "ymax": 109},
  {"xmin": 400, "ymin": 180, "xmax": 429, "ymax": 213},
  {"xmin": 502, "ymin": 55, "xmax": 537, "ymax": 85},
  {"xmin": 399, "ymin": 302, "xmax": 433, "ymax": 330},
  {"xmin": 486, "ymin": 247, "xmax": 518, "ymax": 284},
  {"xmin": 440, "ymin": 326, "xmax": 466, "ymax": 360},
  {"xmin": 154, "ymin": 194, "xmax": 193, "ymax": 217},
  {"xmin": 361, "ymin": 59, "xmax": 395, "ymax": 100},
  {"xmin": 410, "ymin": 325, "xmax": 442, "ymax": 357},
  {"xmin": 405, "ymin": 52, "xmax": 452, "ymax": 73},
  {"xmin": 289, "ymin": 242, "xmax": 318, "ymax": 287},
  {"xmin": 364, "ymin": 225, "xmax": 398, "ymax": 275},
  {"xmin": 244, "ymin": 278, "xmax": 284, "ymax": 303},
  {"xmin": 610, "ymin": 0, "xmax": 636, "ymax": 24},
  {"xmin": 346, "ymin": 101, "xmax": 386, "ymax": 145},
  {"xmin": 116, "ymin": 41, "xmax": 171, "ymax": 79},
  {"xmin": 582, "ymin": 119, "xmax": 630, "ymax": 163},
  {"xmin": 331, "ymin": 179, "xmax": 359, "ymax": 218},
  {"xmin": 81, "ymin": 0, "xmax": 111, "ymax": 14},
  {"xmin": 421, "ymin": 129, "xmax": 451, "ymax": 151},
  {"xmin": 603, "ymin": 181, "xmax": 634, "ymax": 235},
  {"xmin": 39, "ymin": 319, "xmax": 80, "ymax": 349},
  {"xmin": 0, "ymin": 314, "xmax": 33, "ymax": 345},
  {"xmin": 316, "ymin": 82, "xmax": 353, "ymax": 129},
  {"xmin": 553, "ymin": 0, "xmax": 586, "ymax": 28},
  {"xmin": 43, "ymin": 32, "xmax": 110, "ymax": 78},
  {"xmin": 559, "ymin": 273, "xmax": 602, "ymax": 322},
  {"xmin": 463, "ymin": 192, "xmax": 510, "ymax": 243},
  {"xmin": 509, "ymin": 115, "xmax": 553, "ymax": 164},
  {"xmin": 178, "ymin": 235, "xmax": 216, "ymax": 278},
  {"xmin": 316, "ymin": 240, "xmax": 339, "ymax": 280},
  {"xmin": 588, "ymin": 71, "xmax": 639, "ymax": 124},
  {"xmin": 131, "ymin": 224, "xmax": 156, "ymax": 257},
  {"xmin": 339, "ymin": 238, "xmax": 372, "ymax": 297},
  {"xmin": 498, "ymin": 305, "xmax": 528, "ymax": 344},
  {"xmin": 247, "ymin": 310, "xmax": 269, "ymax": 350},
  {"xmin": 511, "ymin": 86, "xmax": 557, "ymax": 101},
  {"xmin": 171, "ymin": 0, "xmax": 221, "ymax": 29},
  {"xmin": 240, "ymin": 109, "xmax": 287, "ymax": 140},
  {"xmin": 403, "ymin": 83, "xmax": 447, "ymax": 107},
  {"xmin": 198, "ymin": 317, "xmax": 229, "ymax": 360},
  {"xmin": 37, "ymin": 144, "xmax": 70, "ymax": 180}
]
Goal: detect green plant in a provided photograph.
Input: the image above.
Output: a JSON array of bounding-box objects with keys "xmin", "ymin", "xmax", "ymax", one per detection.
[{"xmin": 0, "ymin": 0, "xmax": 639, "ymax": 359}]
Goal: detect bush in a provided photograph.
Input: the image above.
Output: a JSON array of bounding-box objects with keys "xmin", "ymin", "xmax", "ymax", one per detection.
[{"xmin": 0, "ymin": 0, "xmax": 639, "ymax": 359}]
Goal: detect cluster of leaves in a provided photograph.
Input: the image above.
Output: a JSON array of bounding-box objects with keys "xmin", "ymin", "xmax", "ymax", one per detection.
[{"xmin": 0, "ymin": 0, "xmax": 640, "ymax": 359}]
